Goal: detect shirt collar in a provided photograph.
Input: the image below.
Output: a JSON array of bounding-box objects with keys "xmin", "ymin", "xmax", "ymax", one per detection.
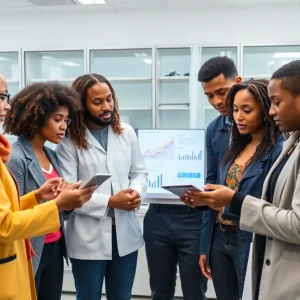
[{"xmin": 217, "ymin": 115, "xmax": 231, "ymax": 131}]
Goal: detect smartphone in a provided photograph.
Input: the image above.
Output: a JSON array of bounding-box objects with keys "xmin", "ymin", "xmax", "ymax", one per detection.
[
  {"xmin": 79, "ymin": 173, "xmax": 111, "ymax": 189},
  {"xmin": 161, "ymin": 184, "xmax": 204, "ymax": 198}
]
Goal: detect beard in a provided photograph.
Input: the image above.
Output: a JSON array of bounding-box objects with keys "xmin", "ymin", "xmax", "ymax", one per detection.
[{"xmin": 84, "ymin": 110, "xmax": 114, "ymax": 127}]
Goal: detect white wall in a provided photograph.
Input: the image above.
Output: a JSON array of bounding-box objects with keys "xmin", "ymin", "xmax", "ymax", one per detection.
[{"xmin": 1, "ymin": 6, "xmax": 300, "ymax": 50}]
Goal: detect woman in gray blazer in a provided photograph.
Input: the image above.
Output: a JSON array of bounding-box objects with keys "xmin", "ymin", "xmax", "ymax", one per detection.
[
  {"xmin": 4, "ymin": 82, "xmax": 88, "ymax": 300},
  {"xmin": 183, "ymin": 60, "xmax": 300, "ymax": 300}
]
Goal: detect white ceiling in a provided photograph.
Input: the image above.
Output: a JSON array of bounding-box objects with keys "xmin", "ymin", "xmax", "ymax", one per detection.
[{"xmin": 0, "ymin": 0, "xmax": 299, "ymax": 14}]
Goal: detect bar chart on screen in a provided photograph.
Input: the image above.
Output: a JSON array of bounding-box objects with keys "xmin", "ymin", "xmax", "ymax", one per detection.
[
  {"xmin": 148, "ymin": 173, "xmax": 163, "ymax": 188},
  {"xmin": 178, "ymin": 150, "xmax": 202, "ymax": 160},
  {"xmin": 137, "ymin": 129, "xmax": 206, "ymax": 199}
]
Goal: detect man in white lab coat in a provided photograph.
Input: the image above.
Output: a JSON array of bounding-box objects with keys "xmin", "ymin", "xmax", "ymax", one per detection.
[{"xmin": 56, "ymin": 73, "xmax": 148, "ymax": 300}]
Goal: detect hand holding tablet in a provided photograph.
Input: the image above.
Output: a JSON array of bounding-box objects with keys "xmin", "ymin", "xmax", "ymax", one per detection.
[{"xmin": 161, "ymin": 184, "xmax": 204, "ymax": 198}]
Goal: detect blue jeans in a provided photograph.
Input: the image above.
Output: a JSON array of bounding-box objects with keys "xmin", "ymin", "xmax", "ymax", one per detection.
[
  {"xmin": 210, "ymin": 224, "xmax": 242, "ymax": 300},
  {"xmin": 70, "ymin": 225, "xmax": 138, "ymax": 300},
  {"xmin": 144, "ymin": 204, "xmax": 207, "ymax": 300}
]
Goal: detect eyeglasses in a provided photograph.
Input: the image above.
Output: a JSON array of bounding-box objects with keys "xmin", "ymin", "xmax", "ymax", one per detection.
[
  {"xmin": 0, "ymin": 93, "xmax": 10, "ymax": 103},
  {"xmin": 66, "ymin": 118, "xmax": 71, "ymax": 126}
]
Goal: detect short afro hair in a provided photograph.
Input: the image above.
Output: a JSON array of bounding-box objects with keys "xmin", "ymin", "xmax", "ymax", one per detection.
[
  {"xmin": 4, "ymin": 81, "xmax": 88, "ymax": 149},
  {"xmin": 271, "ymin": 60, "xmax": 300, "ymax": 96},
  {"xmin": 198, "ymin": 56, "xmax": 238, "ymax": 83}
]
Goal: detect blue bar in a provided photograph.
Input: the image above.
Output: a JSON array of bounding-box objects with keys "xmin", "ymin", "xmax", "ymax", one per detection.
[
  {"xmin": 192, "ymin": 173, "xmax": 201, "ymax": 178},
  {"xmin": 157, "ymin": 175, "xmax": 160, "ymax": 187}
]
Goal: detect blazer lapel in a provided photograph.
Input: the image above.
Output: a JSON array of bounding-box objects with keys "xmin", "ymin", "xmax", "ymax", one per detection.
[
  {"xmin": 261, "ymin": 131, "xmax": 300, "ymax": 199},
  {"xmin": 28, "ymin": 159, "xmax": 46, "ymax": 187},
  {"xmin": 273, "ymin": 139, "xmax": 300, "ymax": 206},
  {"xmin": 44, "ymin": 147, "xmax": 63, "ymax": 177},
  {"xmin": 18, "ymin": 136, "xmax": 46, "ymax": 187}
]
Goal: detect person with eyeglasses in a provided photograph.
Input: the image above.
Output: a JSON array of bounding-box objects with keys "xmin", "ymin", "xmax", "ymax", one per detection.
[
  {"xmin": 0, "ymin": 73, "xmax": 10, "ymax": 123},
  {"xmin": 3, "ymin": 81, "xmax": 89, "ymax": 300}
]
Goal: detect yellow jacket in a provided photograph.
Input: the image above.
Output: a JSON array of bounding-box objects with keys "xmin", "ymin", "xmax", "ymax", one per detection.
[{"xmin": 0, "ymin": 158, "xmax": 60, "ymax": 300}]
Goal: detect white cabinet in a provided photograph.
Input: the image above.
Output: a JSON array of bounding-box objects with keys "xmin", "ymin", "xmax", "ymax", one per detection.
[
  {"xmin": 6, "ymin": 44, "xmax": 300, "ymax": 131},
  {"xmin": 196, "ymin": 46, "xmax": 239, "ymax": 129},
  {"xmin": 2, "ymin": 46, "xmax": 246, "ymax": 131},
  {"xmin": 0, "ymin": 51, "xmax": 21, "ymax": 97},
  {"xmin": 24, "ymin": 50, "xmax": 85, "ymax": 86},
  {"xmin": 89, "ymin": 48, "xmax": 153, "ymax": 129},
  {"xmin": 242, "ymin": 45, "xmax": 300, "ymax": 80},
  {"xmin": 156, "ymin": 47, "xmax": 191, "ymax": 129}
]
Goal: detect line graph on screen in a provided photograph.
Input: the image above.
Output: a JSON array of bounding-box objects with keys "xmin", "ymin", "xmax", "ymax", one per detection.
[{"xmin": 143, "ymin": 137, "xmax": 174, "ymax": 160}]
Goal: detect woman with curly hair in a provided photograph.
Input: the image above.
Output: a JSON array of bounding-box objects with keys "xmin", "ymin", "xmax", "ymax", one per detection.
[
  {"xmin": 4, "ymin": 81, "xmax": 89, "ymax": 300},
  {"xmin": 56, "ymin": 74, "xmax": 148, "ymax": 300}
]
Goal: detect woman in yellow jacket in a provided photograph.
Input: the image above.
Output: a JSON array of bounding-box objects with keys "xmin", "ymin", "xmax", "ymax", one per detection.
[{"xmin": 0, "ymin": 73, "xmax": 97, "ymax": 300}]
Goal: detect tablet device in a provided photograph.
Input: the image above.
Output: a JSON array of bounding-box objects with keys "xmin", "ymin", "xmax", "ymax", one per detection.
[
  {"xmin": 161, "ymin": 184, "xmax": 204, "ymax": 198},
  {"xmin": 80, "ymin": 173, "xmax": 111, "ymax": 189}
]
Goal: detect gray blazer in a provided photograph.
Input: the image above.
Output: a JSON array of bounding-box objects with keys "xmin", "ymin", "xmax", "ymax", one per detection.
[
  {"xmin": 6, "ymin": 136, "xmax": 68, "ymax": 275},
  {"xmin": 240, "ymin": 131, "xmax": 300, "ymax": 300}
]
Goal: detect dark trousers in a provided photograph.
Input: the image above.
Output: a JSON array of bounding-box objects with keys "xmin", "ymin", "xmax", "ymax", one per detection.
[
  {"xmin": 210, "ymin": 224, "xmax": 242, "ymax": 300},
  {"xmin": 35, "ymin": 239, "xmax": 64, "ymax": 300},
  {"xmin": 71, "ymin": 225, "xmax": 138, "ymax": 300},
  {"xmin": 144, "ymin": 204, "xmax": 207, "ymax": 300}
]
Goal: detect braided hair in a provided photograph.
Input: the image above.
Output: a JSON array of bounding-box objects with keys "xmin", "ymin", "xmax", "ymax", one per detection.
[{"xmin": 222, "ymin": 79, "xmax": 282, "ymax": 166}]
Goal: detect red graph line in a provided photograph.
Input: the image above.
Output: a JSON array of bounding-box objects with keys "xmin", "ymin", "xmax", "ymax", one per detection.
[{"xmin": 143, "ymin": 138, "xmax": 174, "ymax": 159}]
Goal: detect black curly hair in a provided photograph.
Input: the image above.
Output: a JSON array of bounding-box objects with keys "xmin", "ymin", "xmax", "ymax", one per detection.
[{"xmin": 4, "ymin": 81, "xmax": 89, "ymax": 149}]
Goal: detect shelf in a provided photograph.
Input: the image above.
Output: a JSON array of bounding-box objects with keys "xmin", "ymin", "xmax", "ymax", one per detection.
[
  {"xmin": 28, "ymin": 77, "xmax": 152, "ymax": 83},
  {"xmin": 243, "ymin": 74, "xmax": 271, "ymax": 79},
  {"xmin": 120, "ymin": 107, "xmax": 152, "ymax": 111},
  {"xmin": 27, "ymin": 78, "xmax": 75, "ymax": 83},
  {"xmin": 108, "ymin": 77, "xmax": 152, "ymax": 82},
  {"xmin": 7, "ymin": 79, "xmax": 19, "ymax": 84},
  {"xmin": 158, "ymin": 105, "xmax": 190, "ymax": 110},
  {"xmin": 158, "ymin": 76, "xmax": 189, "ymax": 81}
]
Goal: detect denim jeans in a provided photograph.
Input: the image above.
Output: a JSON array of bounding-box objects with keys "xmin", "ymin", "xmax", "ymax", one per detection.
[
  {"xmin": 71, "ymin": 225, "xmax": 138, "ymax": 300},
  {"xmin": 210, "ymin": 224, "xmax": 242, "ymax": 300},
  {"xmin": 144, "ymin": 204, "xmax": 207, "ymax": 300}
]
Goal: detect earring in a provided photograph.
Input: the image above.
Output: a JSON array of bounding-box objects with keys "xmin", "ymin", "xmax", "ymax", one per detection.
[{"xmin": 264, "ymin": 116, "xmax": 267, "ymax": 122}]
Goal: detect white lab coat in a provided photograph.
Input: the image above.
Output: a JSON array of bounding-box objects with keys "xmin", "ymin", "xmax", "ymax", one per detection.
[{"xmin": 56, "ymin": 123, "xmax": 148, "ymax": 259}]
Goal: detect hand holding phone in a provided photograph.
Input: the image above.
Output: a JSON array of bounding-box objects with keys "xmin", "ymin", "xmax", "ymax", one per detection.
[{"xmin": 80, "ymin": 173, "xmax": 111, "ymax": 189}]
